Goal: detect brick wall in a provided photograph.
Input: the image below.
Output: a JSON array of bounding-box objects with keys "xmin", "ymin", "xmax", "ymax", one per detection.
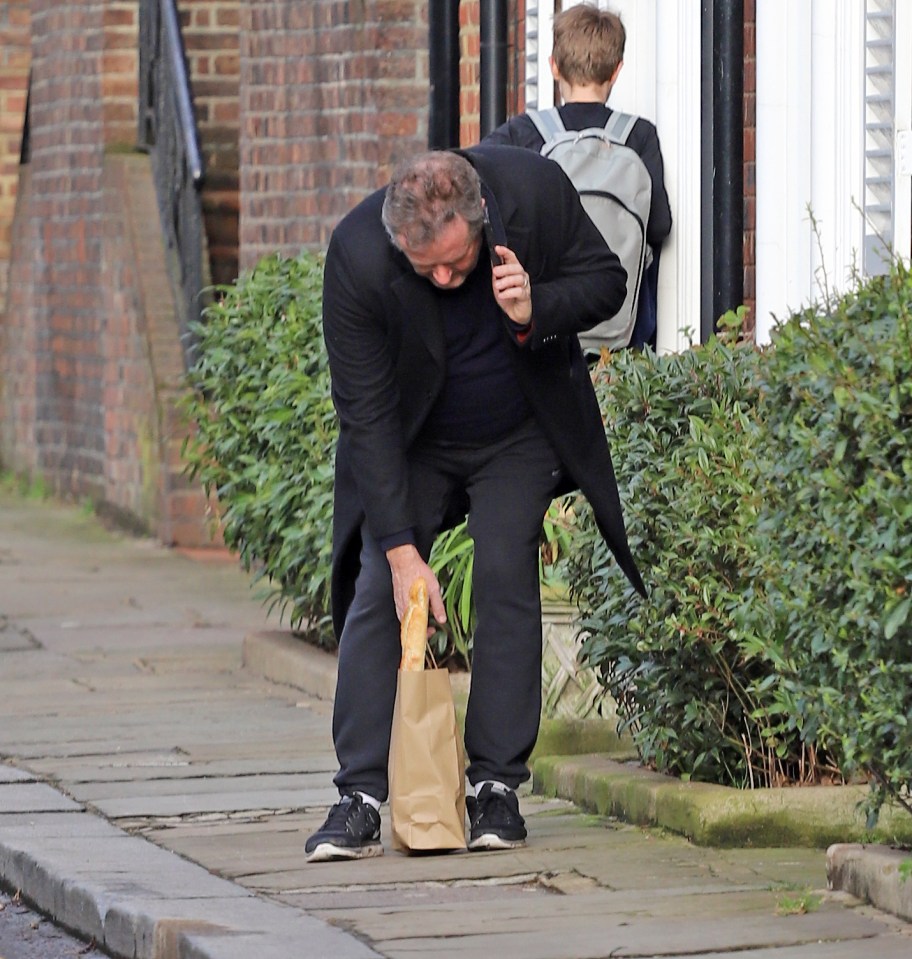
[
  {"xmin": 24, "ymin": 0, "xmax": 108, "ymax": 494},
  {"xmin": 236, "ymin": 0, "xmax": 530, "ymax": 263},
  {"xmin": 101, "ymin": 152, "xmax": 217, "ymax": 545},
  {"xmin": 238, "ymin": 0, "xmax": 429, "ymax": 269},
  {"xmin": 102, "ymin": 1, "xmax": 139, "ymax": 147},
  {"xmin": 0, "ymin": 165, "xmax": 39, "ymax": 476},
  {"xmin": 0, "ymin": 0, "xmax": 218, "ymax": 546},
  {"xmin": 0, "ymin": 0, "xmax": 30, "ymax": 306},
  {"xmin": 179, "ymin": 0, "xmax": 240, "ymax": 285},
  {"xmin": 459, "ymin": 0, "xmax": 480, "ymax": 145}
]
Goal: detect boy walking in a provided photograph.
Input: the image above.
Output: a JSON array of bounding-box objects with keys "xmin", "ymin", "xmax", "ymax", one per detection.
[{"xmin": 484, "ymin": 3, "xmax": 672, "ymax": 350}]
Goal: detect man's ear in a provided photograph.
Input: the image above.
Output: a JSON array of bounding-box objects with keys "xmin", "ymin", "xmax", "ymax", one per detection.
[
  {"xmin": 549, "ymin": 56, "xmax": 561, "ymax": 81},
  {"xmin": 610, "ymin": 60, "xmax": 624, "ymax": 86}
]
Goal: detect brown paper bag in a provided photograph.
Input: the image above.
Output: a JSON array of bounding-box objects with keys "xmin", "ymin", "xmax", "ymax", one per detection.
[{"xmin": 388, "ymin": 668, "xmax": 467, "ymax": 852}]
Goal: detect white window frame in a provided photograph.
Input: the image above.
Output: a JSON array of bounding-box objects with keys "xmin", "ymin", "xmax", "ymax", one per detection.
[
  {"xmin": 892, "ymin": 2, "xmax": 911, "ymax": 263},
  {"xmin": 526, "ymin": 0, "xmax": 556, "ymax": 110}
]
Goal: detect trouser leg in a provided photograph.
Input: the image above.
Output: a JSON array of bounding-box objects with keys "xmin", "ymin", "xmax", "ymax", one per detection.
[
  {"xmin": 332, "ymin": 463, "xmax": 454, "ymax": 802},
  {"xmin": 331, "ymin": 528, "xmax": 401, "ymax": 802},
  {"xmin": 462, "ymin": 419, "xmax": 562, "ymax": 789},
  {"xmin": 332, "ymin": 417, "xmax": 561, "ymax": 799}
]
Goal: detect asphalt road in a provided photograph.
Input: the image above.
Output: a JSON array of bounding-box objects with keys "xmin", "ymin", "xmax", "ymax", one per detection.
[{"xmin": 0, "ymin": 891, "xmax": 107, "ymax": 959}]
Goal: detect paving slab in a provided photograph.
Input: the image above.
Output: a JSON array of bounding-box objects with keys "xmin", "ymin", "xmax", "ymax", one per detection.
[
  {"xmin": 0, "ymin": 765, "xmax": 34, "ymax": 784},
  {"xmin": 0, "ymin": 782, "xmax": 83, "ymax": 814},
  {"xmin": 343, "ymin": 905, "xmax": 892, "ymax": 959},
  {"xmin": 1, "ymin": 493, "xmax": 911, "ymax": 959},
  {"xmin": 0, "ymin": 811, "xmax": 130, "ymax": 840},
  {"xmin": 660, "ymin": 942, "xmax": 912, "ymax": 959},
  {"xmin": 88, "ymin": 786, "xmax": 339, "ymax": 820},
  {"xmin": 22, "ymin": 754, "xmax": 333, "ymax": 786},
  {"xmin": 68, "ymin": 770, "xmax": 332, "ymax": 802},
  {"xmin": 0, "ymin": 622, "xmax": 39, "ymax": 652}
]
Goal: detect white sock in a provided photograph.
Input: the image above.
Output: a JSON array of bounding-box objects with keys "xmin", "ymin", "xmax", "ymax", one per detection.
[
  {"xmin": 354, "ymin": 791, "xmax": 381, "ymax": 811},
  {"xmin": 473, "ymin": 780, "xmax": 511, "ymax": 797}
]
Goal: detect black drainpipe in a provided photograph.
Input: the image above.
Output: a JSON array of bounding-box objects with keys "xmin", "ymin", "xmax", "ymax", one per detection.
[
  {"xmin": 701, "ymin": 0, "xmax": 744, "ymax": 342},
  {"xmin": 428, "ymin": 0, "xmax": 461, "ymax": 149},
  {"xmin": 480, "ymin": 0, "xmax": 508, "ymax": 137}
]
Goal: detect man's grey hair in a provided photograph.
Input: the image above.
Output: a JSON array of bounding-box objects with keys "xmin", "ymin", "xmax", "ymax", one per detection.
[{"xmin": 381, "ymin": 151, "xmax": 485, "ymax": 252}]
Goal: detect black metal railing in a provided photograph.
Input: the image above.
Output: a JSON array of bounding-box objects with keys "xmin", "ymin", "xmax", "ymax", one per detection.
[{"xmin": 138, "ymin": 0, "xmax": 207, "ymax": 369}]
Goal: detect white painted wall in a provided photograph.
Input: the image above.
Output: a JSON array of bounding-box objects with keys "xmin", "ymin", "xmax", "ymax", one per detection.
[
  {"xmin": 756, "ymin": 0, "xmax": 868, "ymax": 343},
  {"xmin": 555, "ymin": 0, "xmax": 701, "ymax": 354},
  {"xmin": 650, "ymin": 1, "xmax": 703, "ymax": 354}
]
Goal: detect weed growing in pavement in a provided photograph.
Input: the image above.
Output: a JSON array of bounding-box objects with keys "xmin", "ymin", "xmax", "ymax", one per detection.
[{"xmin": 775, "ymin": 888, "xmax": 823, "ymax": 916}]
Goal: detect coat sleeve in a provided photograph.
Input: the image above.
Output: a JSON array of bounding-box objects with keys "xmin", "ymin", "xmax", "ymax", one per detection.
[
  {"xmin": 321, "ymin": 221, "xmax": 415, "ymax": 545},
  {"xmin": 481, "ymin": 115, "xmax": 545, "ymax": 151},
  {"xmin": 517, "ymin": 158, "xmax": 629, "ymax": 349}
]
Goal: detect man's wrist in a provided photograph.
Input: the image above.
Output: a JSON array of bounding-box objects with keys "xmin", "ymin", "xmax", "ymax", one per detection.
[
  {"xmin": 512, "ymin": 318, "xmax": 533, "ymax": 344},
  {"xmin": 386, "ymin": 542, "xmax": 419, "ymax": 565}
]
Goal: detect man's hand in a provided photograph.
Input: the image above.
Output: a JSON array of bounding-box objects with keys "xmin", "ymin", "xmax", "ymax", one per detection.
[
  {"xmin": 386, "ymin": 544, "xmax": 447, "ymax": 630},
  {"xmin": 491, "ymin": 245, "xmax": 532, "ymax": 328}
]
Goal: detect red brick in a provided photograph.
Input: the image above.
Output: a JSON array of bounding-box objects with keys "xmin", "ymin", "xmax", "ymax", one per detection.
[{"xmin": 103, "ymin": 7, "xmax": 136, "ymax": 28}]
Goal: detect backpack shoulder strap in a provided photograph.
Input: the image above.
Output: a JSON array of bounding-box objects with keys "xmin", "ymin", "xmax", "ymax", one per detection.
[
  {"xmin": 527, "ymin": 107, "xmax": 566, "ymax": 142},
  {"xmin": 603, "ymin": 110, "xmax": 638, "ymax": 145}
]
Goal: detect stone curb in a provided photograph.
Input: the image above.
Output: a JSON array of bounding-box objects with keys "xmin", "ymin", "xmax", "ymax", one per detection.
[
  {"xmin": 0, "ymin": 776, "xmax": 379, "ymax": 959},
  {"xmin": 827, "ymin": 843, "xmax": 912, "ymax": 924},
  {"xmin": 529, "ymin": 753, "xmax": 912, "ymax": 849},
  {"xmin": 242, "ymin": 630, "xmax": 340, "ymax": 703}
]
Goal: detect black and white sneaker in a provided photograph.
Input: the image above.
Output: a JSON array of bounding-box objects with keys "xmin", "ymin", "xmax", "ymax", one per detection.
[
  {"xmin": 467, "ymin": 783, "xmax": 527, "ymax": 851},
  {"xmin": 305, "ymin": 795, "xmax": 383, "ymax": 862}
]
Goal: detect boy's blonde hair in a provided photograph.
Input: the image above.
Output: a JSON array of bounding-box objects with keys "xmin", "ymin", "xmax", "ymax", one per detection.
[{"xmin": 552, "ymin": 3, "xmax": 626, "ymax": 86}]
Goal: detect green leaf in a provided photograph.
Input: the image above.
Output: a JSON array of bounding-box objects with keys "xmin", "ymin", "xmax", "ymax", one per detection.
[{"xmin": 884, "ymin": 596, "xmax": 911, "ymax": 641}]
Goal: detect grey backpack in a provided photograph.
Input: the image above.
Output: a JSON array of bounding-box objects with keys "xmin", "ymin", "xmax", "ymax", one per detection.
[{"xmin": 528, "ymin": 107, "xmax": 652, "ymax": 351}]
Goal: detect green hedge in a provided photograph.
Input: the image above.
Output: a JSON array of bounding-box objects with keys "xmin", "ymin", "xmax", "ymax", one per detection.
[
  {"xmin": 570, "ymin": 267, "xmax": 912, "ymax": 817},
  {"xmin": 755, "ymin": 267, "xmax": 912, "ymax": 815},
  {"xmin": 570, "ymin": 320, "xmax": 787, "ymax": 788},
  {"xmin": 182, "ymin": 252, "xmax": 337, "ymax": 643}
]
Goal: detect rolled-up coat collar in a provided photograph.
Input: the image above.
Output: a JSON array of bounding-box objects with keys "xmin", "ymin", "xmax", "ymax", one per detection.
[{"xmin": 452, "ymin": 148, "xmax": 511, "ymax": 249}]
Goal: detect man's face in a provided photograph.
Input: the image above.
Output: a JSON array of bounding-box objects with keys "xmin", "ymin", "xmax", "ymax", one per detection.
[{"xmin": 398, "ymin": 217, "xmax": 482, "ymax": 290}]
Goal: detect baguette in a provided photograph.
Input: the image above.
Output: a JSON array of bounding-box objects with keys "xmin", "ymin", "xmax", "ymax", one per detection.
[{"xmin": 399, "ymin": 577, "xmax": 429, "ymax": 671}]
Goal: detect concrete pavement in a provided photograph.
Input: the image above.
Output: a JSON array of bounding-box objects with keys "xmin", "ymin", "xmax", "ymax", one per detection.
[{"xmin": 1, "ymin": 491, "xmax": 910, "ymax": 958}]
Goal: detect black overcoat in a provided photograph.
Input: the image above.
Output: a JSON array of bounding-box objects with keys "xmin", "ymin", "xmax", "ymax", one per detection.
[{"xmin": 322, "ymin": 145, "xmax": 647, "ymax": 638}]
